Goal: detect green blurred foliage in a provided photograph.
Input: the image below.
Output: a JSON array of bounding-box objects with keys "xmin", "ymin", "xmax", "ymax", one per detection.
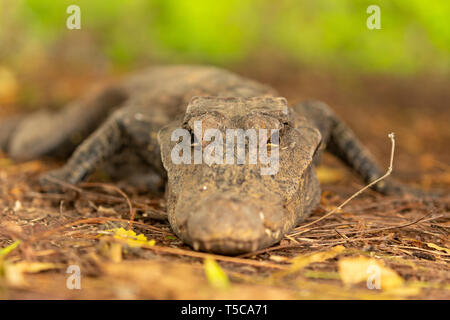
[{"xmin": 0, "ymin": 0, "xmax": 449, "ymax": 74}]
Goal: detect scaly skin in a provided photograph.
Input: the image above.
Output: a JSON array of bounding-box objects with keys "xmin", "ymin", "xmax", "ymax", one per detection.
[{"xmin": 0, "ymin": 65, "xmax": 422, "ymax": 255}]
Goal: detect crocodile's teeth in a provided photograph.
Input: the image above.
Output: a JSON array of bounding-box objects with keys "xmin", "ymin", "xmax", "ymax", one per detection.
[
  {"xmin": 193, "ymin": 241, "xmax": 200, "ymax": 251},
  {"xmin": 265, "ymin": 228, "xmax": 272, "ymax": 237},
  {"xmin": 251, "ymin": 242, "xmax": 258, "ymax": 252}
]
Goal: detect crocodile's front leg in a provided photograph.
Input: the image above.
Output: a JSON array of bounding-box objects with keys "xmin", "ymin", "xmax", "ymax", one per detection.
[
  {"xmin": 40, "ymin": 107, "xmax": 164, "ymax": 186},
  {"xmin": 293, "ymin": 100, "xmax": 426, "ymax": 196}
]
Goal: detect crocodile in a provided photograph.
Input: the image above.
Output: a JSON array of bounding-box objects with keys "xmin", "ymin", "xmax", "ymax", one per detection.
[{"xmin": 0, "ymin": 65, "xmax": 422, "ymax": 254}]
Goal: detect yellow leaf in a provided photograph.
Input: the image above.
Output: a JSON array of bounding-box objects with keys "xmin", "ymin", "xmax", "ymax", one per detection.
[
  {"xmin": 3, "ymin": 261, "xmax": 63, "ymax": 287},
  {"xmin": 0, "ymin": 67, "xmax": 18, "ymax": 104},
  {"xmin": 13, "ymin": 262, "xmax": 62, "ymax": 273},
  {"xmin": 0, "ymin": 158, "xmax": 13, "ymax": 168},
  {"xmin": 106, "ymin": 227, "xmax": 156, "ymax": 248},
  {"xmin": 0, "ymin": 240, "xmax": 20, "ymax": 258},
  {"xmin": 110, "ymin": 243, "xmax": 123, "ymax": 263},
  {"xmin": 272, "ymin": 245, "xmax": 345, "ymax": 279},
  {"xmin": 338, "ymin": 256, "xmax": 404, "ymax": 291},
  {"xmin": 426, "ymin": 243, "xmax": 450, "ymax": 254},
  {"xmin": 316, "ymin": 166, "xmax": 345, "ymax": 184},
  {"xmin": 269, "ymin": 255, "xmax": 289, "ymax": 262},
  {"xmin": 97, "ymin": 206, "xmax": 117, "ymax": 215},
  {"xmin": 292, "ymin": 245, "xmax": 345, "ymax": 272},
  {"xmin": 204, "ymin": 258, "xmax": 230, "ymax": 289}
]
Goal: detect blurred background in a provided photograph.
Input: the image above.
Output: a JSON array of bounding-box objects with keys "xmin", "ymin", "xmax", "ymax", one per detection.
[{"xmin": 0, "ymin": 0, "xmax": 449, "ymax": 184}]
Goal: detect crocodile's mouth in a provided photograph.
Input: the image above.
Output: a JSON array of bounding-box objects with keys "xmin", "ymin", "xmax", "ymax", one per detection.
[
  {"xmin": 173, "ymin": 192, "xmax": 289, "ymax": 255},
  {"xmin": 189, "ymin": 238, "xmax": 269, "ymax": 256}
]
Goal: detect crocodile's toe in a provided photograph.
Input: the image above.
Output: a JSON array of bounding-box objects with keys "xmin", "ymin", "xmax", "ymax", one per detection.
[
  {"xmin": 38, "ymin": 168, "xmax": 73, "ymax": 193},
  {"xmin": 379, "ymin": 180, "xmax": 442, "ymax": 198}
]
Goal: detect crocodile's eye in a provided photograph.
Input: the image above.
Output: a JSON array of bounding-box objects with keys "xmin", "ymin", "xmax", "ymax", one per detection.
[
  {"xmin": 266, "ymin": 131, "xmax": 280, "ymax": 147},
  {"xmin": 188, "ymin": 113, "xmax": 224, "ymax": 147},
  {"xmin": 246, "ymin": 114, "xmax": 282, "ymax": 148},
  {"xmin": 246, "ymin": 114, "xmax": 282, "ymax": 131},
  {"xmin": 188, "ymin": 113, "xmax": 224, "ymax": 130}
]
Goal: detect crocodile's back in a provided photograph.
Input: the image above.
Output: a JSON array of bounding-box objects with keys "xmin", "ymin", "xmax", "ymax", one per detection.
[
  {"xmin": 120, "ymin": 65, "xmax": 278, "ymax": 119},
  {"xmin": 1, "ymin": 65, "xmax": 277, "ymax": 161}
]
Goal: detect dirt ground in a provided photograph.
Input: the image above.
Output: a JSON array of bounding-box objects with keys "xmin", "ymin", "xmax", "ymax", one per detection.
[{"xmin": 0, "ymin": 67, "xmax": 448, "ymax": 299}]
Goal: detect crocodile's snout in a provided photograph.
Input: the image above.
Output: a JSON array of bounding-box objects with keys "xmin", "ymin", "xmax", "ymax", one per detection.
[{"xmin": 181, "ymin": 194, "xmax": 286, "ymax": 255}]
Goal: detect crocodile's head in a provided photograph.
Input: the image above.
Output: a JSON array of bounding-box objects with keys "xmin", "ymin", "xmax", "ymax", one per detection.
[{"xmin": 158, "ymin": 96, "xmax": 321, "ymax": 254}]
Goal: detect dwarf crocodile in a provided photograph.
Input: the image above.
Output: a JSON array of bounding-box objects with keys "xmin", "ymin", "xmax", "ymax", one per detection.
[{"xmin": 0, "ymin": 65, "xmax": 423, "ymax": 254}]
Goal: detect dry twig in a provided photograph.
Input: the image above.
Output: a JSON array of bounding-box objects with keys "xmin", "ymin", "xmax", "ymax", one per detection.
[{"xmin": 296, "ymin": 133, "xmax": 397, "ymax": 230}]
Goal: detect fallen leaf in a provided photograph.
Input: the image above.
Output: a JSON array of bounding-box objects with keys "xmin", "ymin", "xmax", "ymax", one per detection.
[
  {"xmin": 316, "ymin": 166, "xmax": 345, "ymax": 184},
  {"xmin": 97, "ymin": 206, "xmax": 117, "ymax": 215},
  {"xmin": 0, "ymin": 158, "xmax": 13, "ymax": 168},
  {"xmin": 269, "ymin": 255, "xmax": 289, "ymax": 262},
  {"xmin": 274, "ymin": 245, "xmax": 345, "ymax": 278},
  {"xmin": 0, "ymin": 67, "xmax": 18, "ymax": 104},
  {"xmin": 338, "ymin": 256, "xmax": 407, "ymax": 292},
  {"xmin": 288, "ymin": 245, "xmax": 345, "ymax": 272},
  {"xmin": 3, "ymin": 261, "xmax": 63, "ymax": 287},
  {"xmin": 204, "ymin": 258, "xmax": 230, "ymax": 289},
  {"xmin": 0, "ymin": 241, "xmax": 20, "ymax": 259},
  {"xmin": 303, "ymin": 270, "xmax": 340, "ymax": 280},
  {"xmin": 12, "ymin": 262, "xmax": 63, "ymax": 273},
  {"xmin": 0, "ymin": 241, "xmax": 21, "ymax": 277},
  {"xmin": 427, "ymin": 243, "xmax": 450, "ymax": 254},
  {"xmin": 103, "ymin": 227, "xmax": 156, "ymax": 248},
  {"xmin": 110, "ymin": 243, "xmax": 123, "ymax": 263}
]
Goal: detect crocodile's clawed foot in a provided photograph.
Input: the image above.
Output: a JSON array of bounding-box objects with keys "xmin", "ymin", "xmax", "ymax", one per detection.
[
  {"xmin": 38, "ymin": 168, "xmax": 75, "ymax": 193},
  {"xmin": 403, "ymin": 186, "xmax": 442, "ymax": 199},
  {"xmin": 379, "ymin": 180, "xmax": 442, "ymax": 199}
]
